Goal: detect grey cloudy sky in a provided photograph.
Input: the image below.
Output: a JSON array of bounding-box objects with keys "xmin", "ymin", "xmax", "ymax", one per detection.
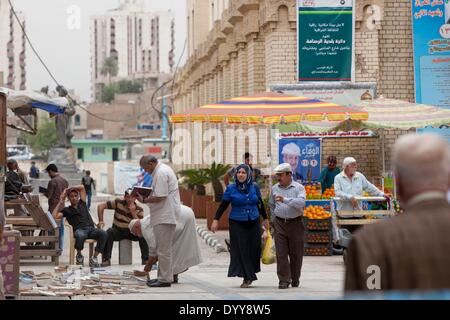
[{"xmin": 13, "ymin": 0, "xmax": 186, "ymax": 102}]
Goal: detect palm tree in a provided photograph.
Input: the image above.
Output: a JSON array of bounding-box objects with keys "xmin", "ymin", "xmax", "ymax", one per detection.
[
  {"xmin": 203, "ymin": 162, "xmax": 231, "ymax": 202},
  {"xmin": 178, "ymin": 169, "xmax": 209, "ymax": 195},
  {"xmin": 100, "ymin": 57, "xmax": 118, "ymax": 84}
]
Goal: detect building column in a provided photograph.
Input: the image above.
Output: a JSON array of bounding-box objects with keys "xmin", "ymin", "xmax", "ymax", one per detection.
[
  {"xmin": 237, "ymin": 42, "xmax": 248, "ymax": 97},
  {"xmin": 247, "ymin": 33, "xmax": 266, "ymax": 95}
]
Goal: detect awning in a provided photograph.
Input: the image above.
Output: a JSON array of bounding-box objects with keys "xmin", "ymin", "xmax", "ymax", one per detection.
[
  {"xmin": 358, "ymin": 98, "xmax": 450, "ymax": 129},
  {"xmin": 170, "ymin": 92, "xmax": 368, "ymax": 125},
  {"xmin": 0, "ymin": 87, "xmax": 67, "ymax": 115}
]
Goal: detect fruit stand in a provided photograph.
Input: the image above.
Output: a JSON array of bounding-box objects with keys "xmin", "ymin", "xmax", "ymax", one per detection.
[
  {"xmin": 302, "ymin": 184, "xmax": 335, "ymax": 256},
  {"xmin": 331, "ymin": 196, "xmax": 396, "ymax": 227}
]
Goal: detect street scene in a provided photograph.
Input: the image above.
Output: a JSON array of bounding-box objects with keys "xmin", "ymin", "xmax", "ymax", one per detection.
[{"xmin": 1, "ymin": 0, "xmax": 450, "ymax": 304}]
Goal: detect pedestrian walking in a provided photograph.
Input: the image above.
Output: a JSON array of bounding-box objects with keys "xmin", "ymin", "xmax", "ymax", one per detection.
[
  {"xmin": 212, "ymin": 164, "xmax": 269, "ymax": 288},
  {"xmin": 81, "ymin": 170, "xmax": 95, "ymax": 209},
  {"xmin": 268, "ymin": 163, "xmax": 306, "ymax": 289}
]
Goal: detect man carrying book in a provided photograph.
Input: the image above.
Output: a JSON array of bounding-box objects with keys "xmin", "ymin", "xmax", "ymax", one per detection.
[{"xmin": 96, "ymin": 188, "xmax": 149, "ymax": 266}]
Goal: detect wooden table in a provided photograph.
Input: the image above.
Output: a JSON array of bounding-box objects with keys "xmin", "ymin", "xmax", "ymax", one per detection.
[{"xmin": 5, "ymin": 196, "xmax": 61, "ymax": 265}]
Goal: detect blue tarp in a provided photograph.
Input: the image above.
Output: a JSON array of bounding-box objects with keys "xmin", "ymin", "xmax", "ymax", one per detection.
[{"xmin": 30, "ymin": 101, "xmax": 65, "ymax": 114}]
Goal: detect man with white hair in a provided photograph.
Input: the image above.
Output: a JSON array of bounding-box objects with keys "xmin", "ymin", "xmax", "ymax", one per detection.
[
  {"xmin": 137, "ymin": 155, "xmax": 181, "ymax": 287},
  {"xmin": 345, "ymin": 133, "xmax": 450, "ymax": 291},
  {"xmin": 281, "ymin": 143, "xmax": 304, "ymax": 182},
  {"xmin": 129, "ymin": 205, "xmax": 202, "ymax": 284},
  {"xmin": 333, "ymin": 157, "xmax": 385, "ymax": 212}
]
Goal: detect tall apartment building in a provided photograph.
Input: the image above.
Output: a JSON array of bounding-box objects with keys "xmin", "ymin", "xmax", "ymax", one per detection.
[
  {"xmin": 0, "ymin": 0, "xmax": 26, "ymax": 90},
  {"xmin": 90, "ymin": 0, "xmax": 175, "ymax": 101}
]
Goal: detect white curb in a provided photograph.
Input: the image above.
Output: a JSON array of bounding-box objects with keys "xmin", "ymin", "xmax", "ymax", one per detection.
[{"xmin": 195, "ymin": 225, "xmax": 227, "ymax": 253}]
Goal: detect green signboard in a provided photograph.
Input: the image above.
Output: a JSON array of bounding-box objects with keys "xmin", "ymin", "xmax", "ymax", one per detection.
[{"xmin": 297, "ymin": 0, "xmax": 354, "ymax": 81}]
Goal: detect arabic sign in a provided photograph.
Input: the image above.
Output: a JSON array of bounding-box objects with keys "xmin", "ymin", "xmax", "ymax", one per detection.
[
  {"xmin": 271, "ymin": 82, "xmax": 376, "ymax": 108},
  {"xmin": 297, "ymin": 0, "xmax": 354, "ymax": 81},
  {"xmin": 412, "ymin": 0, "xmax": 450, "ymax": 109},
  {"xmin": 280, "ymin": 131, "xmax": 376, "ymax": 138},
  {"xmin": 279, "ymin": 139, "xmax": 322, "ymax": 183}
]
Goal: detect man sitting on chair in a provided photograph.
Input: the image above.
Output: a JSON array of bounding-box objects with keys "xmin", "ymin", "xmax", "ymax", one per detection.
[
  {"xmin": 52, "ymin": 185, "xmax": 107, "ymax": 267},
  {"xmin": 96, "ymin": 188, "xmax": 149, "ymax": 266}
]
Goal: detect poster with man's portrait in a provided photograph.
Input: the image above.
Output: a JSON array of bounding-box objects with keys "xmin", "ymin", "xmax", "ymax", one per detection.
[{"xmin": 278, "ymin": 139, "xmax": 321, "ymax": 183}]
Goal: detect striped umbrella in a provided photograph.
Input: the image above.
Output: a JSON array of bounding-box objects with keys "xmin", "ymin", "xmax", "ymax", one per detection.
[
  {"xmin": 170, "ymin": 92, "xmax": 368, "ymax": 125},
  {"xmin": 358, "ymin": 98, "xmax": 450, "ymax": 129}
]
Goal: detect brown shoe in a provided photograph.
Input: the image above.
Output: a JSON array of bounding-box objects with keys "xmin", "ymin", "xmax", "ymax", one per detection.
[{"xmin": 240, "ymin": 280, "xmax": 252, "ymax": 288}]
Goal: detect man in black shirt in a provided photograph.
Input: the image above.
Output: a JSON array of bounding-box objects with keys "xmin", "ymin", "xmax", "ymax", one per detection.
[
  {"xmin": 81, "ymin": 170, "xmax": 95, "ymax": 209},
  {"xmin": 52, "ymin": 185, "xmax": 107, "ymax": 267}
]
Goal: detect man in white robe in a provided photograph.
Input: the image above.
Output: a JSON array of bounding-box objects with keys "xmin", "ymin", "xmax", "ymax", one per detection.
[{"xmin": 129, "ymin": 204, "xmax": 202, "ymax": 283}]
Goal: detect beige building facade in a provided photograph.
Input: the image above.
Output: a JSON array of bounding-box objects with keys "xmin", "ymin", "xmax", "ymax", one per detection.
[{"xmin": 171, "ymin": 0, "xmax": 416, "ymax": 180}]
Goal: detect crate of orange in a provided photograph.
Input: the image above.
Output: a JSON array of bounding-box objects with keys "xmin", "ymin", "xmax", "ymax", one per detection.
[
  {"xmin": 303, "ymin": 205, "xmax": 332, "ymax": 230},
  {"xmin": 304, "ymin": 183, "xmax": 322, "ymax": 200}
]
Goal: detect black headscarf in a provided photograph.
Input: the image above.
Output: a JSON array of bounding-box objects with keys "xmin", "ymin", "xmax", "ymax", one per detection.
[{"xmin": 234, "ymin": 164, "xmax": 253, "ymax": 194}]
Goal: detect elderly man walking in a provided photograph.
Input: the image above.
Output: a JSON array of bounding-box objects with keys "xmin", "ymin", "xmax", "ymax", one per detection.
[
  {"xmin": 138, "ymin": 155, "xmax": 181, "ymax": 287},
  {"xmin": 345, "ymin": 134, "xmax": 450, "ymax": 291},
  {"xmin": 269, "ymin": 163, "xmax": 306, "ymax": 289}
]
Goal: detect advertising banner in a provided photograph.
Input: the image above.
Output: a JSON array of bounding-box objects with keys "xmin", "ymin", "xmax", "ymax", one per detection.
[
  {"xmin": 114, "ymin": 162, "xmax": 152, "ymax": 195},
  {"xmin": 279, "ymin": 139, "xmax": 321, "ymax": 183},
  {"xmin": 412, "ymin": 0, "xmax": 450, "ymax": 108},
  {"xmin": 297, "ymin": 0, "xmax": 354, "ymax": 81}
]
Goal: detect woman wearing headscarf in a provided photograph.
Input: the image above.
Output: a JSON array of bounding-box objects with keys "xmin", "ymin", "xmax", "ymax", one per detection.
[{"xmin": 211, "ymin": 164, "xmax": 269, "ymax": 288}]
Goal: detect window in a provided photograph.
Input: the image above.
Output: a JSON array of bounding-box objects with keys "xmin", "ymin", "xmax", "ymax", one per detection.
[
  {"xmin": 75, "ymin": 115, "xmax": 81, "ymax": 126},
  {"xmin": 92, "ymin": 147, "xmax": 105, "ymax": 156}
]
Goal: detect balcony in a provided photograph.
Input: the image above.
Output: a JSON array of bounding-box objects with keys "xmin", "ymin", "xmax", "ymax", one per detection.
[{"xmin": 237, "ymin": 0, "xmax": 259, "ymax": 15}]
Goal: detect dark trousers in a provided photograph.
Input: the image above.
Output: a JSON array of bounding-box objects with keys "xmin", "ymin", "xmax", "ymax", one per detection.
[
  {"xmin": 273, "ymin": 216, "xmax": 304, "ymax": 284},
  {"xmin": 104, "ymin": 225, "xmax": 149, "ymax": 261},
  {"xmin": 74, "ymin": 226, "xmax": 107, "ymax": 254},
  {"xmin": 86, "ymin": 190, "xmax": 92, "ymax": 209}
]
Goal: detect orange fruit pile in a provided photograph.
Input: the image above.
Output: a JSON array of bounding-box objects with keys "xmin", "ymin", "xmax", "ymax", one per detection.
[
  {"xmin": 322, "ymin": 187, "xmax": 335, "ymax": 199},
  {"xmin": 304, "ymin": 206, "xmax": 332, "ymax": 219},
  {"xmin": 305, "ymin": 184, "xmax": 321, "ymax": 199}
]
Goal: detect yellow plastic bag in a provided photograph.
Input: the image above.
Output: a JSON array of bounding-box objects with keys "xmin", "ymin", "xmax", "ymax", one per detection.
[{"xmin": 261, "ymin": 231, "xmax": 276, "ymax": 265}]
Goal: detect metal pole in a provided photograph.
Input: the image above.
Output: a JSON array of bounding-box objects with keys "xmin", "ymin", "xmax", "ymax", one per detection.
[{"xmin": 162, "ymin": 95, "xmax": 168, "ymax": 140}]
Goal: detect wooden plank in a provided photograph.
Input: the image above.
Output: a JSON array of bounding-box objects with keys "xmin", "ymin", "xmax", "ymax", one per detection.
[
  {"xmin": 338, "ymin": 210, "xmax": 395, "ymax": 217},
  {"xmin": 337, "ymin": 219, "xmax": 379, "ymax": 225},
  {"xmin": 22, "ymin": 194, "xmax": 56, "ymax": 231},
  {"xmin": 6, "ymin": 217, "xmax": 38, "ymax": 226},
  {"xmin": 20, "ymin": 249, "xmax": 61, "ymax": 257},
  {"xmin": 5, "ymin": 199, "xmax": 32, "ymax": 207},
  {"xmin": 21, "ymin": 236, "xmax": 59, "ymax": 243}
]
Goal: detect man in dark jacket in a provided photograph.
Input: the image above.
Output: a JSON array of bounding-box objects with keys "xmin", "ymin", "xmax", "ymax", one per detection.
[{"xmin": 345, "ymin": 133, "xmax": 450, "ymax": 292}]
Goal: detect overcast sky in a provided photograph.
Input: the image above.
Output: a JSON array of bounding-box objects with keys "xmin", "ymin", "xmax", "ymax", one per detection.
[{"xmin": 13, "ymin": 0, "xmax": 187, "ymax": 102}]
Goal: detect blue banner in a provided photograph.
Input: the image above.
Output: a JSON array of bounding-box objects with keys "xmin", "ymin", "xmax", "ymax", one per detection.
[
  {"xmin": 412, "ymin": 0, "xmax": 450, "ymax": 109},
  {"xmin": 417, "ymin": 126, "xmax": 450, "ymax": 143},
  {"xmin": 279, "ymin": 139, "xmax": 322, "ymax": 183}
]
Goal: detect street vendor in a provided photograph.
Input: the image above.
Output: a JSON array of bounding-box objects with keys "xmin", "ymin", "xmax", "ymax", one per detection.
[
  {"xmin": 334, "ymin": 157, "xmax": 386, "ymax": 211},
  {"xmin": 318, "ymin": 155, "xmax": 340, "ymax": 192}
]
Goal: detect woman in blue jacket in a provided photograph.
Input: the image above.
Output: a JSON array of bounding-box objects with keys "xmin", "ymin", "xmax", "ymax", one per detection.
[{"xmin": 211, "ymin": 164, "xmax": 269, "ymax": 288}]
